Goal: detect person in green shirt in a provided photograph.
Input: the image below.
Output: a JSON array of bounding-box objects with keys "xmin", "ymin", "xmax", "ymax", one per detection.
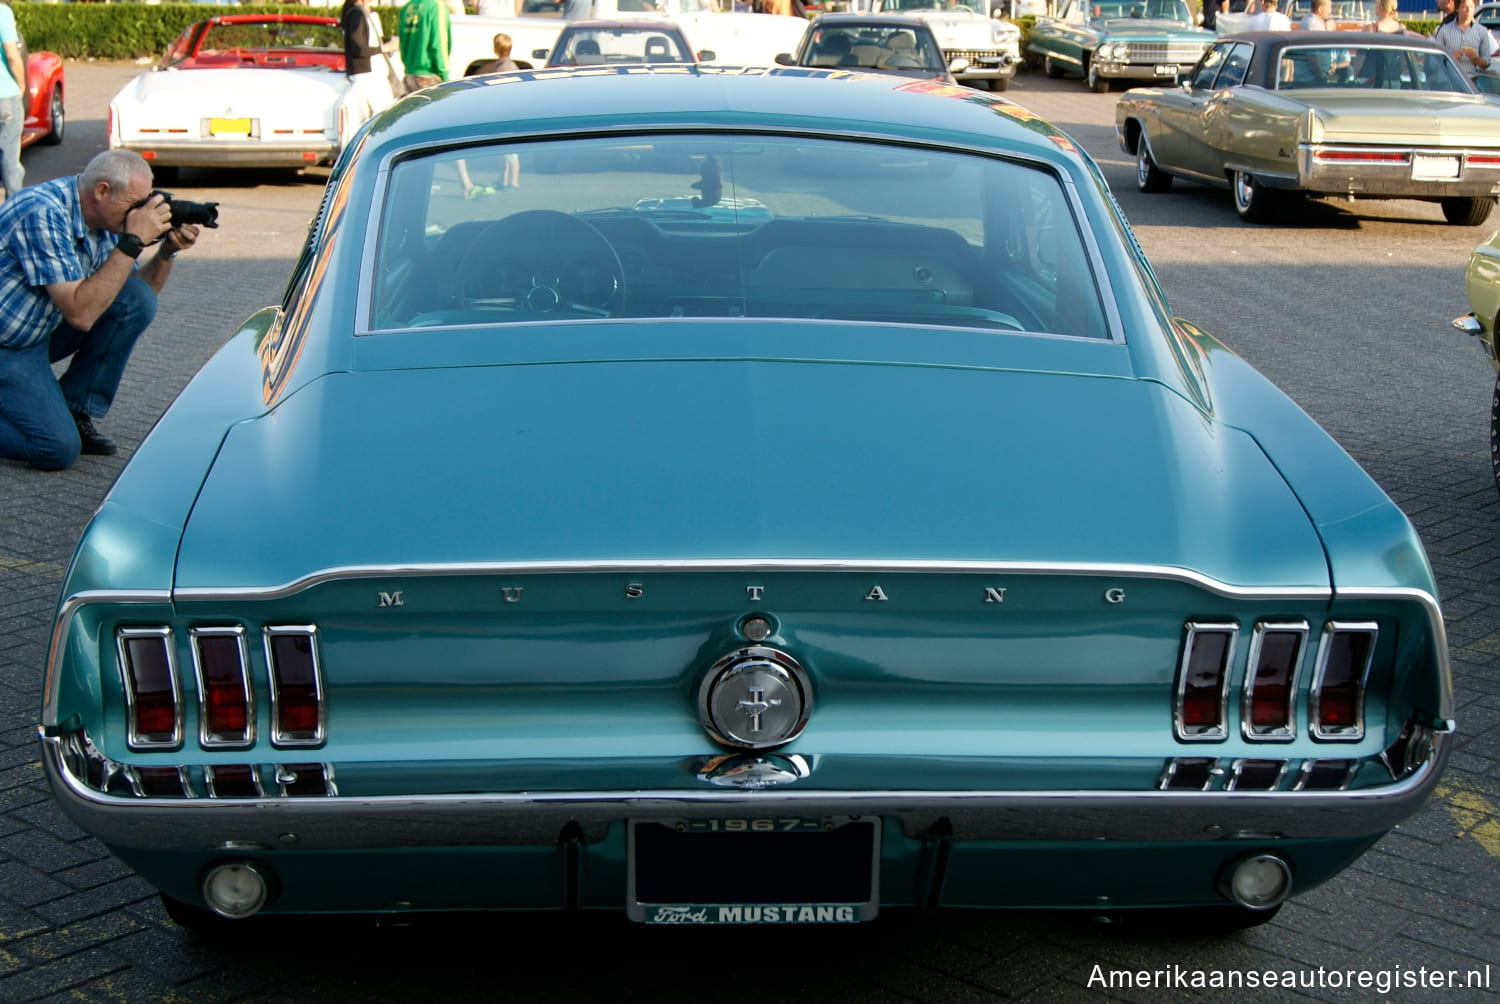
[{"xmin": 399, "ymin": 0, "xmax": 451, "ymax": 91}]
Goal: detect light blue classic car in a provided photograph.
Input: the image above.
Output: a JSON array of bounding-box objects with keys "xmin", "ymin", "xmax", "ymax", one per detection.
[
  {"xmin": 39, "ymin": 65, "xmax": 1452, "ymax": 929},
  {"xmin": 1027, "ymin": 0, "xmax": 1217, "ymax": 91}
]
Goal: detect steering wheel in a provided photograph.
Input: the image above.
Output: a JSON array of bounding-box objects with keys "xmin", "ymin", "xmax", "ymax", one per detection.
[{"xmin": 458, "ymin": 210, "xmax": 626, "ymax": 317}]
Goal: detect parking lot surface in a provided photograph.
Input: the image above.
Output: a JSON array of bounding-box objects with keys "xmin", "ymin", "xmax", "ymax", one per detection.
[{"xmin": 0, "ymin": 60, "xmax": 1496, "ymax": 1003}]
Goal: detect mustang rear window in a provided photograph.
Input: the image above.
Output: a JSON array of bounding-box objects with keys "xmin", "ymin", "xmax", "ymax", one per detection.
[{"xmin": 368, "ymin": 134, "xmax": 1109, "ymax": 340}]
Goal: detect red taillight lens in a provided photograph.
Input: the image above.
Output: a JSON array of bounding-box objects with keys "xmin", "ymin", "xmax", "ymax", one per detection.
[
  {"xmin": 1243, "ymin": 623, "xmax": 1306, "ymax": 739},
  {"xmin": 1312, "ymin": 150, "xmax": 1409, "ymax": 164},
  {"xmin": 266, "ymin": 627, "xmax": 323, "ymax": 747},
  {"xmin": 193, "ymin": 628, "xmax": 253, "ymax": 747},
  {"xmin": 205, "ymin": 764, "xmax": 263, "ymax": 798},
  {"xmin": 1176, "ymin": 623, "xmax": 1236, "ymax": 741},
  {"xmin": 1312, "ymin": 623, "xmax": 1377, "ymax": 740},
  {"xmin": 119, "ymin": 629, "xmax": 181, "ymax": 749},
  {"xmin": 132, "ymin": 765, "xmax": 188, "ymax": 797}
]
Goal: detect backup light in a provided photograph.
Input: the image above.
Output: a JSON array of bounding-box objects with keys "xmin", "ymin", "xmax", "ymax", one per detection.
[
  {"xmin": 201, "ymin": 862, "xmax": 270, "ymax": 919},
  {"xmin": 1221, "ymin": 854, "xmax": 1292, "ymax": 910}
]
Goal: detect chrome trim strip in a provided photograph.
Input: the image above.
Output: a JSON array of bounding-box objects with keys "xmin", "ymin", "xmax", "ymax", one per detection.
[
  {"xmin": 117, "ymin": 627, "xmax": 183, "ymax": 751},
  {"xmin": 43, "ymin": 590, "xmax": 171, "ymax": 732},
  {"xmin": 1310, "ymin": 621, "xmax": 1378, "ymax": 742},
  {"xmin": 1240, "ymin": 620, "xmax": 1307, "ymax": 742},
  {"xmin": 1174, "ymin": 621, "xmax": 1238, "ymax": 743},
  {"xmin": 190, "ymin": 626, "xmax": 256, "ymax": 750},
  {"xmin": 264, "ymin": 626, "xmax": 326, "ymax": 748},
  {"xmin": 1333, "ymin": 587, "xmax": 1452, "ymax": 722},
  {"xmin": 172, "ymin": 559, "xmax": 1335, "ymax": 603},
  {"xmin": 41, "ymin": 732, "xmax": 1450, "ymax": 851}
]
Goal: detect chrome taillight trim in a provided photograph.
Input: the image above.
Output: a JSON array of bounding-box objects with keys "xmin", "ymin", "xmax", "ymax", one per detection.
[
  {"xmin": 264, "ymin": 625, "xmax": 325, "ymax": 748},
  {"xmin": 1158, "ymin": 757, "xmax": 1219, "ymax": 790},
  {"xmin": 1240, "ymin": 620, "xmax": 1308, "ymax": 742},
  {"xmin": 1174, "ymin": 621, "xmax": 1238, "ymax": 742},
  {"xmin": 204, "ymin": 764, "xmax": 266, "ymax": 798},
  {"xmin": 1292, "ymin": 758, "xmax": 1359, "ymax": 791},
  {"xmin": 276, "ymin": 762, "xmax": 338, "ymax": 797},
  {"xmin": 190, "ymin": 626, "xmax": 256, "ymax": 749},
  {"xmin": 124, "ymin": 764, "xmax": 195, "ymax": 798},
  {"xmin": 1310, "ymin": 621, "xmax": 1378, "ymax": 742},
  {"xmin": 117, "ymin": 626, "xmax": 183, "ymax": 751},
  {"xmin": 1225, "ymin": 758, "xmax": 1289, "ymax": 792}
]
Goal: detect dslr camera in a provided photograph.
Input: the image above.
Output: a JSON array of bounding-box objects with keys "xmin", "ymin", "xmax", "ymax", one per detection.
[{"xmin": 138, "ymin": 190, "xmax": 220, "ymax": 229}]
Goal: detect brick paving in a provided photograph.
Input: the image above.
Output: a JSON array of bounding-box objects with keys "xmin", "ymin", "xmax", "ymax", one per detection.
[{"xmin": 0, "ymin": 62, "xmax": 1495, "ymax": 1002}]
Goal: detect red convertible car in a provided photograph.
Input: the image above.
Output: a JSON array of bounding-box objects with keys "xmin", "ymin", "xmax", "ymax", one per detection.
[{"xmin": 19, "ymin": 33, "xmax": 64, "ymax": 148}]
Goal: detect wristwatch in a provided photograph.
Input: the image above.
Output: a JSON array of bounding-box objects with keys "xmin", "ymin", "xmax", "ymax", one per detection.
[{"xmin": 115, "ymin": 234, "xmax": 146, "ymax": 260}]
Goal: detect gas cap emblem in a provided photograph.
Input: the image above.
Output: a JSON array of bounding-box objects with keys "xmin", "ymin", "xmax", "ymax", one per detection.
[{"xmin": 697, "ymin": 646, "xmax": 811, "ymax": 750}]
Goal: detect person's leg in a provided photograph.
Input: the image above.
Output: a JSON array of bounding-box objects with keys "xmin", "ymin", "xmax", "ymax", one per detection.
[
  {"xmin": 54, "ymin": 275, "xmax": 157, "ymax": 421},
  {"xmin": 0, "ymin": 95, "xmax": 25, "ymax": 199},
  {"xmin": 0, "ymin": 337, "xmax": 82, "ymax": 471}
]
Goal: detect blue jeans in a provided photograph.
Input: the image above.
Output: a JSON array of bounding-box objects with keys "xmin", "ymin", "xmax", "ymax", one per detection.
[
  {"xmin": 0, "ymin": 94, "xmax": 23, "ymax": 198},
  {"xmin": 0, "ymin": 276, "xmax": 157, "ymax": 470}
]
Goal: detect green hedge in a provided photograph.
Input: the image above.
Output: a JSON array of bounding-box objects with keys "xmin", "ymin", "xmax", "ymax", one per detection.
[
  {"xmin": 12, "ymin": 3, "xmax": 401, "ymax": 61},
  {"xmin": 8, "ymin": 2, "xmax": 1442, "ymax": 64}
]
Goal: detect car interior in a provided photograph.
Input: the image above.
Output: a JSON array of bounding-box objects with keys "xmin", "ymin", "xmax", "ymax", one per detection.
[{"xmin": 368, "ymin": 135, "xmax": 1110, "ymax": 341}]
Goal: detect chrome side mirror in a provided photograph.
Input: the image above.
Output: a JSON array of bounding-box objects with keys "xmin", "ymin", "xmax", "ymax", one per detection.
[{"xmin": 1453, "ymin": 313, "xmax": 1483, "ymax": 336}]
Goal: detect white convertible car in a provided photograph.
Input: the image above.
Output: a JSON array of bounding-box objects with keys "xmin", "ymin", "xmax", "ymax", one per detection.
[
  {"xmin": 109, "ymin": 13, "xmax": 374, "ymax": 181},
  {"xmin": 870, "ymin": 0, "xmax": 1021, "ymax": 89}
]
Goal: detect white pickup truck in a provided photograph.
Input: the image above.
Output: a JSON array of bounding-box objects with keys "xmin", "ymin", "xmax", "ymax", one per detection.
[{"xmin": 449, "ymin": 0, "xmax": 809, "ymax": 72}]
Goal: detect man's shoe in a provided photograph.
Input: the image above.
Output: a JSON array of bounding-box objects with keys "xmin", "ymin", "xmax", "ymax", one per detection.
[{"xmin": 72, "ymin": 412, "xmax": 117, "ymax": 456}]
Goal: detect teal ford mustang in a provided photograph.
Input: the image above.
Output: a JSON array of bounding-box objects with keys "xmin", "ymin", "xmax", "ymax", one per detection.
[{"xmin": 39, "ymin": 65, "xmax": 1452, "ymax": 929}]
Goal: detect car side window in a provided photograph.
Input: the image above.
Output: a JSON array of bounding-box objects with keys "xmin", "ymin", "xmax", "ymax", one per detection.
[
  {"xmin": 1216, "ymin": 43, "xmax": 1251, "ymax": 87},
  {"xmin": 1187, "ymin": 44, "xmax": 1228, "ymax": 90}
]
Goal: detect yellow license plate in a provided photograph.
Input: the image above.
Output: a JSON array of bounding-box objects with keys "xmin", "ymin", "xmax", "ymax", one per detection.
[{"xmin": 209, "ymin": 117, "xmax": 252, "ymax": 137}]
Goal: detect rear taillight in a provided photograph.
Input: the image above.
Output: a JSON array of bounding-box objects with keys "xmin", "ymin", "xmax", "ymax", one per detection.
[
  {"xmin": 265, "ymin": 626, "xmax": 324, "ymax": 747},
  {"xmin": 1174, "ymin": 622, "xmax": 1237, "ymax": 741},
  {"xmin": 192, "ymin": 627, "xmax": 254, "ymax": 748},
  {"xmin": 205, "ymin": 764, "xmax": 265, "ymax": 798},
  {"xmin": 1241, "ymin": 621, "xmax": 1306, "ymax": 741},
  {"xmin": 277, "ymin": 762, "xmax": 337, "ymax": 796},
  {"xmin": 129, "ymin": 765, "xmax": 191, "ymax": 797},
  {"xmin": 118, "ymin": 628, "xmax": 182, "ymax": 750},
  {"xmin": 1310, "ymin": 622, "xmax": 1377, "ymax": 741}
]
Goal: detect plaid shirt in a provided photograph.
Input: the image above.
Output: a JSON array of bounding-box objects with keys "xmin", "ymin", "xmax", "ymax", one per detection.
[{"xmin": 0, "ymin": 176, "xmax": 122, "ymax": 350}]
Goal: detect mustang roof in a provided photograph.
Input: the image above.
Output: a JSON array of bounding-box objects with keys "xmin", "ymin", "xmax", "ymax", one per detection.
[{"xmin": 361, "ymin": 66, "xmax": 1086, "ymax": 167}]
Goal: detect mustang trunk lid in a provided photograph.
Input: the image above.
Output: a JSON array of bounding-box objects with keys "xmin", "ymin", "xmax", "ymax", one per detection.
[{"xmin": 173, "ymin": 359, "xmax": 1328, "ymax": 592}]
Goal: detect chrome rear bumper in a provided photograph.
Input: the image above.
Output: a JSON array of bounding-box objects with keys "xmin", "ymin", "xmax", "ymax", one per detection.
[{"xmin": 41, "ymin": 731, "xmax": 1450, "ymax": 853}]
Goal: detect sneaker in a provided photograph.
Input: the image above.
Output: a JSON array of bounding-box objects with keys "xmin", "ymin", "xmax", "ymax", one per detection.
[
  {"xmin": 464, "ymin": 185, "xmax": 497, "ymax": 200},
  {"xmin": 72, "ymin": 412, "xmax": 117, "ymax": 456}
]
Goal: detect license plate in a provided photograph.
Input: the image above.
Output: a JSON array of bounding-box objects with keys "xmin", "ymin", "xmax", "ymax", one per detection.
[
  {"xmin": 209, "ymin": 117, "xmax": 252, "ymax": 137},
  {"xmin": 1412, "ymin": 154, "xmax": 1460, "ymax": 180},
  {"xmin": 628, "ymin": 817, "xmax": 879, "ymax": 924},
  {"xmin": 1155, "ymin": 64, "xmax": 1179, "ymax": 76}
]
